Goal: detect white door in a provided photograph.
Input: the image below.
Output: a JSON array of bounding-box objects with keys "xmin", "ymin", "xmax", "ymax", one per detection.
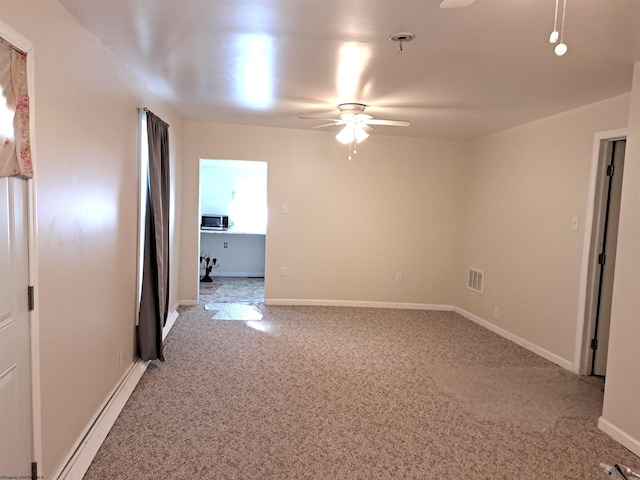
[{"xmin": 0, "ymin": 176, "xmax": 33, "ymax": 477}]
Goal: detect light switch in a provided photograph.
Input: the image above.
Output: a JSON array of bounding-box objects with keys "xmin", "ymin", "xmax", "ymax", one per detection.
[{"xmin": 281, "ymin": 203, "xmax": 288, "ymax": 214}]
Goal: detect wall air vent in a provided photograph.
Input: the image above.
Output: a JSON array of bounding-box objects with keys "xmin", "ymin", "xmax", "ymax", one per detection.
[{"xmin": 467, "ymin": 267, "xmax": 484, "ymax": 294}]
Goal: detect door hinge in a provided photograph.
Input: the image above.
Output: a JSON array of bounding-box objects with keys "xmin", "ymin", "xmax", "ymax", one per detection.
[
  {"xmin": 606, "ymin": 164, "xmax": 615, "ymax": 177},
  {"xmin": 591, "ymin": 338, "xmax": 598, "ymax": 350},
  {"xmin": 27, "ymin": 286, "xmax": 34, "ymax": 311},
  {"xmin": 32, "ymin": 461, "xmax": 38, "ymax": 480},
  {"xmin": 598, "ymin": 253, "xmax": 606, "ymax": 265}
]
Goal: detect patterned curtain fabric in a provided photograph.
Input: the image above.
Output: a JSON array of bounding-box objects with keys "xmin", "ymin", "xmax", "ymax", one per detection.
[{"xmin": 0, "ymin": 36, "xmax": 32, "ymax": 179}]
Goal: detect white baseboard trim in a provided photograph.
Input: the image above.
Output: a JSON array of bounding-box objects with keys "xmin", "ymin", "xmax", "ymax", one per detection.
[
  {"xmin": 598, "ymin": 416, "xmax": 640, "ymax": 457},
  {"xmin": 180, "ymin": 299, "xmax": 198, "ymax": 307},
  {"xmin": 210, "ymin": 272, "xmax": 265, "ymax": 278},
  {"xmin": 453, "ymin": 307, "xmax": 574, "ymax": 371},
  {"xmin": 163, "ymin": 309, "xmax": 180, "ymax": 341},
  {"xmin": 265, "ymin": 298, "xmax": 454, "ymax": 311},
  {"xmin": 56, "ymin": 360, "xmax": 149, "ymax": 480}
]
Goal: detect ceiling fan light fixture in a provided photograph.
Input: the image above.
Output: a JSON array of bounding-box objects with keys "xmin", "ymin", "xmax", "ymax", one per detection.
[
  {"xmin": 336, "ymin": 125, "xmax": 355, "ymax": 144},
  {"xmin": 354, "ymin": 127, "xmax": 369, "ymax": 143},
  {"xmin": 336, "ymin": 124, "xmax": 368, "ymax": 145}
]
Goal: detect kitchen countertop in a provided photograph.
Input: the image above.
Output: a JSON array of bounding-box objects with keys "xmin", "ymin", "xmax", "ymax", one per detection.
[{"xmin": 200, "ymin": 229, "xmax": 265, "ymax": 235}]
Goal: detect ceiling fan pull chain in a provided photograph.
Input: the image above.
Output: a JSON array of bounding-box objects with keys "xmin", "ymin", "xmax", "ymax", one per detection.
[
  {"xmin": 549, "ymin": 0, "xmax": 559, "ymax": 43},
  {"xmin": 560, "ymin": 0, "xmax": 567, "ymax": 42},
  {"xmin": 554, "ymin": 0, "xmax": 568, "ymax": 56}
]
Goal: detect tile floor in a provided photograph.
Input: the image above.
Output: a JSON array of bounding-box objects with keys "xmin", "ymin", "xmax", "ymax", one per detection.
[{"xmin": 199, "ymin": 276, "xmax": 265, "ymax": 321}]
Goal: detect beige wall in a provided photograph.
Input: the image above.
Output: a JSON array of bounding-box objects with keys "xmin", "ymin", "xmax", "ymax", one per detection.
[
  {"xmin": 458, "ymin": 94, "xmax": 630, "ymax": 365},
  {"xmin": 459, "ymin": 90, "xmax": 640, "ymax": 453},
  {"xmin": 0, "ymin": 2, "xmax": 183, "ymax": 478},
  {"xmin": 181, "ymin": 122, "xmax": 468, "ymax": 306},
  {"xmin": 601, "ymin": 62, "xmax": 640, "ymax": 454}
]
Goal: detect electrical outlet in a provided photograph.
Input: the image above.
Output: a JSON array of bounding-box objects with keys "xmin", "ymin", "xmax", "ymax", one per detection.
[
  {"xmin": 280, "ymin": 267, "xmax": 286, "ymax": 276},
  {"xmin": 494, "ymin": 307, "xmax": 500, "ymax": 320},
  {"xmin": 396, "ymin": 272, "xmax": 403, "ymax": 282},
  {"xmin": 571, "ymin": 216, "xmax": 579, "ymax": 231},
  {"xmin": 118, "ymin": 351, "xmax": 124, "ymax": 369}
]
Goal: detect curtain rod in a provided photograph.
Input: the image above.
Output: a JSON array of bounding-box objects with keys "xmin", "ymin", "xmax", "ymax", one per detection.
[{"xmin": 137, "ymin": 107, "xmax": 170, "ymax": 128}]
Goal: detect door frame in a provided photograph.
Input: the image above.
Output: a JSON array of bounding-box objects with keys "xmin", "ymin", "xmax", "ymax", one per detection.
[
  {"xmin": 197, "ymin": 158, "xmax": 268, "ymax": 304},
  {"xmin": 0, "ymin": 19, "xmax": 42, "ymax": 471},
  {"xmin": 575, "ymin": 128, "xmax": 627, "ymax": 376}
]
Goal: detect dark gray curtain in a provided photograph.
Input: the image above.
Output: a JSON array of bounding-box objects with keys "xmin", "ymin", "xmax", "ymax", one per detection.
[{"xmin": 138, "ymin": 111, "xmax": 170, "ymax": 361}]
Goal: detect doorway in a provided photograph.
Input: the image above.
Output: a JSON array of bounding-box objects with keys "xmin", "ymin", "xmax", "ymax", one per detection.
[
  {"xmin": 583, "ymin": 136, "xmax": 626, "ymax": 377},
  {"xmin": 198, "ymin": 159, "xmax": 267, "ymax": 304},
  {"xmin": 0, "ymin": 24, "xmax": 39, "ymax": 478},
  {"xmin": 0, "ymin": 177, "xmax": 33, "ymax": 478}
]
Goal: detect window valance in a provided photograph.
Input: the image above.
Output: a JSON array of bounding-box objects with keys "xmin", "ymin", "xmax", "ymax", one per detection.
[{"xmin": 0, "ymin": 36, "xmax": 32, "ymax": 179}]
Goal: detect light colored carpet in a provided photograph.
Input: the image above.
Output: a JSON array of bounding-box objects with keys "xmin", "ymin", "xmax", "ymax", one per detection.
[{"xmin": 83, "ymin": 305, "xmax": 639, "ymax": 479}]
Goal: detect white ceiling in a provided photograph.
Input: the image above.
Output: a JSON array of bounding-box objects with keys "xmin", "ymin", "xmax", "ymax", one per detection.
[{"xmin": 60, "ymin": 0, "xmax": 640, "ymax": 140}]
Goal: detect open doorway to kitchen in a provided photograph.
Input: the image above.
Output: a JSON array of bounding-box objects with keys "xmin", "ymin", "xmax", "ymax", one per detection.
[{"xmin": 198, "ymin": 159, "xmax": 267, "ymax": 306}]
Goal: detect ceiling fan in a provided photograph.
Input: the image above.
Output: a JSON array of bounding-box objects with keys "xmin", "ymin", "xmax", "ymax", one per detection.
[
  {"xmin": 299, "ymin": 103, "xmax": 410, "ymax": 159},
  {"xmin": 439, "ymin": 0, "xmax": 476, "ymax": 8}
]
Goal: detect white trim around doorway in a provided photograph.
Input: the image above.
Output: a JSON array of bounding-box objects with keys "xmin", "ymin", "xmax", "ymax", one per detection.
[
  {"xmin": 574, "ymin": 128, "xmax": 627, "ymax": 376},
  {"xmin": 0, "ymin": 18, "xmax": 43, "ymax": 474}
]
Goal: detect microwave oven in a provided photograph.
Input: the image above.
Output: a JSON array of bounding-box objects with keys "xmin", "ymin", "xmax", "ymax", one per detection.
[{"xmin": 201, "ymin": 214, "xmax": 229, "ymax": 230}]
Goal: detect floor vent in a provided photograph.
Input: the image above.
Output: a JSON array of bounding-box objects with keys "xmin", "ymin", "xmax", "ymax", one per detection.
[{"xmin": 467, "ymin": 267, "xmax": 484, "ymax": 294}]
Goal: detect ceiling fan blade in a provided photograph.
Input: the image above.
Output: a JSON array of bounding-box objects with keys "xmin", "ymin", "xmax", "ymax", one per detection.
[
  {"xmin": 366, "ymin": 119, "xmax": 410, "ymax": 127},
  {"xmin": 298, "ymin": 116, "xmax": 341, "ymax": 121},
  {"xmin": 439, "ymin": 0, "xmax": 476, "ymax": 8},
  {"xmin": 312, "ymin": 122, "xmax": 344, "ymax": 129}
]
